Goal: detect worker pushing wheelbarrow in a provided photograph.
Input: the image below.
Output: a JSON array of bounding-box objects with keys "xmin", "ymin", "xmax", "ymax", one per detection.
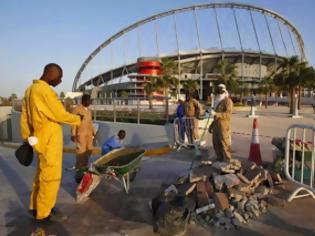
[{"xmin": 76, "ymin": 147, "xmax": 145, "ymax": 203}]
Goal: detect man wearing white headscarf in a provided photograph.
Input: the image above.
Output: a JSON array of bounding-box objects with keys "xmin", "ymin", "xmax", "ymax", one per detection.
[{"xmin": 209, "ymin": 84, "xmax": 233, "ymax": 161}]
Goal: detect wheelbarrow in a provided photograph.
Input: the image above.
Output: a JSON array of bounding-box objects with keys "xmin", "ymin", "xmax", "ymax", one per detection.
[{"xmin": 76, "ymin": 147, "xmax": 145, "ymax": 203}]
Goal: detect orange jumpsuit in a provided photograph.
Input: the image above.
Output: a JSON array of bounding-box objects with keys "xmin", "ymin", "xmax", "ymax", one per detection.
[
  {"xmin": 71, "ymin": 104, "xmax": 95, "ymax": 169},
  {"xmin": 21, "ymin": 80, "xmax": 80, "ymax": 219}
]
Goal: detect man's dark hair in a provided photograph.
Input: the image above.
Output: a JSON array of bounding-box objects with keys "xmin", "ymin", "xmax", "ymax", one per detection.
[
  {"xmin": 118, "ymin": 130, "xmax": 126, "ymax": 139},
  {"xmin": 81, "ymin": 94, "xmax": 91, "ymax": 103},
  {"xmin": 43, "ymin": 63, "xmax": 62, "ymax": 74}
]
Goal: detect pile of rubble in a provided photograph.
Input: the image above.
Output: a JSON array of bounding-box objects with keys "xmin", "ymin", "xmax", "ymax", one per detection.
[{"xmin": 151, "ymin": 159, "xmax": 283, "ymax": 234}]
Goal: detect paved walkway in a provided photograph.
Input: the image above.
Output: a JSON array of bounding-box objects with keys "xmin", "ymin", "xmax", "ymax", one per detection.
[{"xmin": 1, "ymin": 146, "xmax": 315, "ymax": 236}]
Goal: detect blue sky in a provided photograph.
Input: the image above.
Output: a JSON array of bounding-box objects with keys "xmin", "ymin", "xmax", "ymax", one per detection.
[{"xmin": 1, "ymin": 0, "xmax": 314, "ymax": 98}]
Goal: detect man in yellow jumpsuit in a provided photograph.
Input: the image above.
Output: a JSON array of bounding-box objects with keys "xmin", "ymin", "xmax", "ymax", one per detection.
[
  {"xmin": 21, "ymin": 63, "xmax": 81, "ymax": 221},
  {"xmin": 71, "ymin": 94, "xmax": 95, "ymax": 183},
  {"xmin": 210, "ymin": 84, "xmax": 233, "ymax": 161}
]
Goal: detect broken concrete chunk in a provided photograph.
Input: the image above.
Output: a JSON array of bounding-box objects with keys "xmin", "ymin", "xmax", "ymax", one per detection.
[
  {"xmin": 176, "ymin": 175, "xmax": 189, "ymax": 185},
  {"xmin": 163, "ymin": 184, "xmax": 178, "ymax": 196},
  {"xmin": 242, "ymin": 160, "xmax": 257, "ymax": 171},
  {"xmin": 237, "ymin": 173, "xmax": 250, "ymax": 184},
  {"xmin": 244, "ymin": 167, "xmax": 262, "ymax": 186},
  {"xmin": 214, "ymin": 174, "xmax": 240, "ymax": 191},
  {"xmin": 176, "ymin": 183, "xmax": 196, "ymax": 196},
  {"xmin": 232, "ymin": 218, "xmax": 242, "ymax": 227},
  {"xmin": 236, "ymin": 183, "xmax": 252, "ymax": 194},
  {"xmin": 213, "ymin": 163, "xmax": 234, "ymax": 174},
  {"xmin": 233, "ymin": 211, "xmax": 245, "ymax": 223},
  {"xmin": 189, "ymin": 166, "xmax": 216, "ymax": 183},
  {"xmin": 255, "ymin": 186, "xmax": 269, "ymax": 196},
  {"xmin": 213, "ymin": 193, "xmax": 230, "ymax": 210},
  {"xmin": 269, "ymin": 171, "xmax": 283, "ymax": 184},
  {"xmin": 265, "ymin": 173, "xmax": 274, "ymax": 188},
  {"xmin": 228, "ymin": 188, "xmax": 245, "ymax": 202},
  {"xmin": 195, "ymin": 203, "xmax": 215, "ymax": 214}
]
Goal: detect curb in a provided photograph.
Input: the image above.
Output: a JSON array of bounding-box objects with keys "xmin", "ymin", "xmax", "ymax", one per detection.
[{"xmin": 1, "ymin": 142, "xmax": 173, "ymax": 157}]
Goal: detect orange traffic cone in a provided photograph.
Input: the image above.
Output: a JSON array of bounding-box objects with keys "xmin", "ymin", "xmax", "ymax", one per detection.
[{"xmin": 248, "ymin": 118, "xmax": 262, "ymax": 165}]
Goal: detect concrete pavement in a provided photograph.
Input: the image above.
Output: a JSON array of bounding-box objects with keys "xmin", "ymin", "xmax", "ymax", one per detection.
[{"xmin": 0, "ymin": 106, "xmax": 314, "ymax": 235}]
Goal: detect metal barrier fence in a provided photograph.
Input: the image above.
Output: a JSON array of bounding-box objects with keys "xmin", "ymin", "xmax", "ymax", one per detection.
[
  {"xmin": 285, "ymin": 124, "xmax": 315, "ymax": 202},
  {"xmin": 12, "ymin": 97, "xmax": 180, "ymax": 125},
  {"xmin": 173, "ymin": 116, "xmax": 212, "ymax": 150}
]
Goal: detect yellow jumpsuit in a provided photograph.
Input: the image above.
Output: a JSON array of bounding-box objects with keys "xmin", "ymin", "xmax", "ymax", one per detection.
[
  {"xmin": 71, "ymin": 104, "xmax": 95, "ymax": 169},
  {"xmin": 212, "ymin": 97, "xmax": 233, "ymax": 161},
  {"xmin": 21, "ymin": 80, "xmax": 80, "ymax": 219}
]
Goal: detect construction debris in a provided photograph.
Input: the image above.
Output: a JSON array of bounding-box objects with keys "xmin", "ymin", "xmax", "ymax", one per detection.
[{"xmin": 151, "ymin": 159, "xmax": 281, "ymax": 233}]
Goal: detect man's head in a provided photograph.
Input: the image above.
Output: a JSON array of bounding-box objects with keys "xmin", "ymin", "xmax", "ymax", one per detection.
[
  {"xmin": 117, "ymin": 130, "xmax": 126, "ymax": 140},
  {"xmin": 41, "ymin": 63, "xmax": 63, "ymax": 87},
  {"xmin": 81, "ymin": 94, "xmax": 91, "ymax": 107},
  {"xmin": 216, "ymin": 83, "xmax": 227, "ymax": 95}
]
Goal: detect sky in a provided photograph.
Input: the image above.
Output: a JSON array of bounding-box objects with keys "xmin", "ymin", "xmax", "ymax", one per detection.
[{"xmin": 1, "ymin": 0, "xmax": 314, "ymax": 98}]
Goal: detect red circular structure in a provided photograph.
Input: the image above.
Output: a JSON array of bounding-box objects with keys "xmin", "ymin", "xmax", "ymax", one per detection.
[{"xmin": 137, "ymin": 58, "xmax": 161, "ymax": 75}]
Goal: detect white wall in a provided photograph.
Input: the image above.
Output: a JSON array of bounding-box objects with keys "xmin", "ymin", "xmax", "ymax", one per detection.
[
  {"xmin": 10, "ymin": 111, "xmax": 174, "ymax": 148},
  {"xmin": 0, "ymin": 107, "xmax": 12, "ymax": 140}
]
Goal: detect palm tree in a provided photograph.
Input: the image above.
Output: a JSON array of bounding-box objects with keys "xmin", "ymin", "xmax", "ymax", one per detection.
[
  {"xmin": 157, "ymin": 58, "xmax": 179, "ymax": 121},
  {"xmin": 144, "ymin": 78, "xmax": 157, "ymax": 109},
  {"xmin": 258, "ymin": 76, "xmax": 275, "ymax": 108},
  {"xmin": 181, "ymin": 79, "xmax": 199, "ymax": 96},
  {"xmin": 216, "ymin": 59, "xmax": 239, "ymax": 94},
  {"xmin": 274, "ymin": 56, "xmax": 309, "ymax": 114}
]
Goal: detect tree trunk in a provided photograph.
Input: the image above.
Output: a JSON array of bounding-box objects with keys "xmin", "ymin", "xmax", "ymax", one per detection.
[
  {"xmin": 149, "ymin": 96, "xmax": 153, "ymax": 109},
  {"xmin": 265, "ymin": 92, "xmax": 268, "ymax": 108},
  {"xmin": 298, "ymin": 85, "xmax": 301, "ymax": 110},
  {"xmin": 289, "ymin": 88, "xmax": 295, "ymax": 114},
  {"xmin": 165, "ymin": 88, "xmax": 169, "ymax": 123},
  {"xmin": 240, "ymin": 89, "xmax": 244, "ymax": 104}
]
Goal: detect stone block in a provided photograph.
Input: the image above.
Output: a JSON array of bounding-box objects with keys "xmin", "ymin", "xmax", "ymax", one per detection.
[
  {"xmin": 213, "ymin": 193, "xmax": 230, "ymax": 210},
  {"xmin": 196, "ymin": 181, "xmax": 209, "ymax": 207}
]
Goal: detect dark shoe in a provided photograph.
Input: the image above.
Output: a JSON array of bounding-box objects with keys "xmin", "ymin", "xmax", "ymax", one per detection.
[
  {"xmin": 36, "ymin": 208, "xmax": 68, "ymax": 223},
  {"xmin": 28, "ymin": 209, "xmax": 37, "ymax": 218},
  {"xmin": 49, "ymin": 208, "xmax": 68, "ymax": 222}
]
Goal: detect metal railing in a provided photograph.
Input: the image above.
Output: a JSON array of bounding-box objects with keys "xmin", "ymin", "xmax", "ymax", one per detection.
[
  {"xmin": 91, "ymin": 97, "xmax": 178, "ymax": 125},
  {"xmin": 173, "ymin": 116, "xmax": 212, "ymax": 150},
  {"xmin": 285, "ymin": 124, "xmax": 315, "ymax": 202}
]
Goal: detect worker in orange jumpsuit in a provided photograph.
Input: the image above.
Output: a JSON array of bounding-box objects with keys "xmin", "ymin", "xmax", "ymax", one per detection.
[
  {"xmin": 71, "ymin": 94, "xmax": 96, "ymax": 183},
  {"xmin": 21, "ymin": 63, "xmax": 81, "ymax": 222},
  {"xmin": 184, "ymin": 93, "xmax": 203, "ymax": 144}
]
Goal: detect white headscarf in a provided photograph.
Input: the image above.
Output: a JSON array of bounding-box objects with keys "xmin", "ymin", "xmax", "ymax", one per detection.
[{"xmin": 213, "ymin": 84, "xmax": 229, "ymax": 109}]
